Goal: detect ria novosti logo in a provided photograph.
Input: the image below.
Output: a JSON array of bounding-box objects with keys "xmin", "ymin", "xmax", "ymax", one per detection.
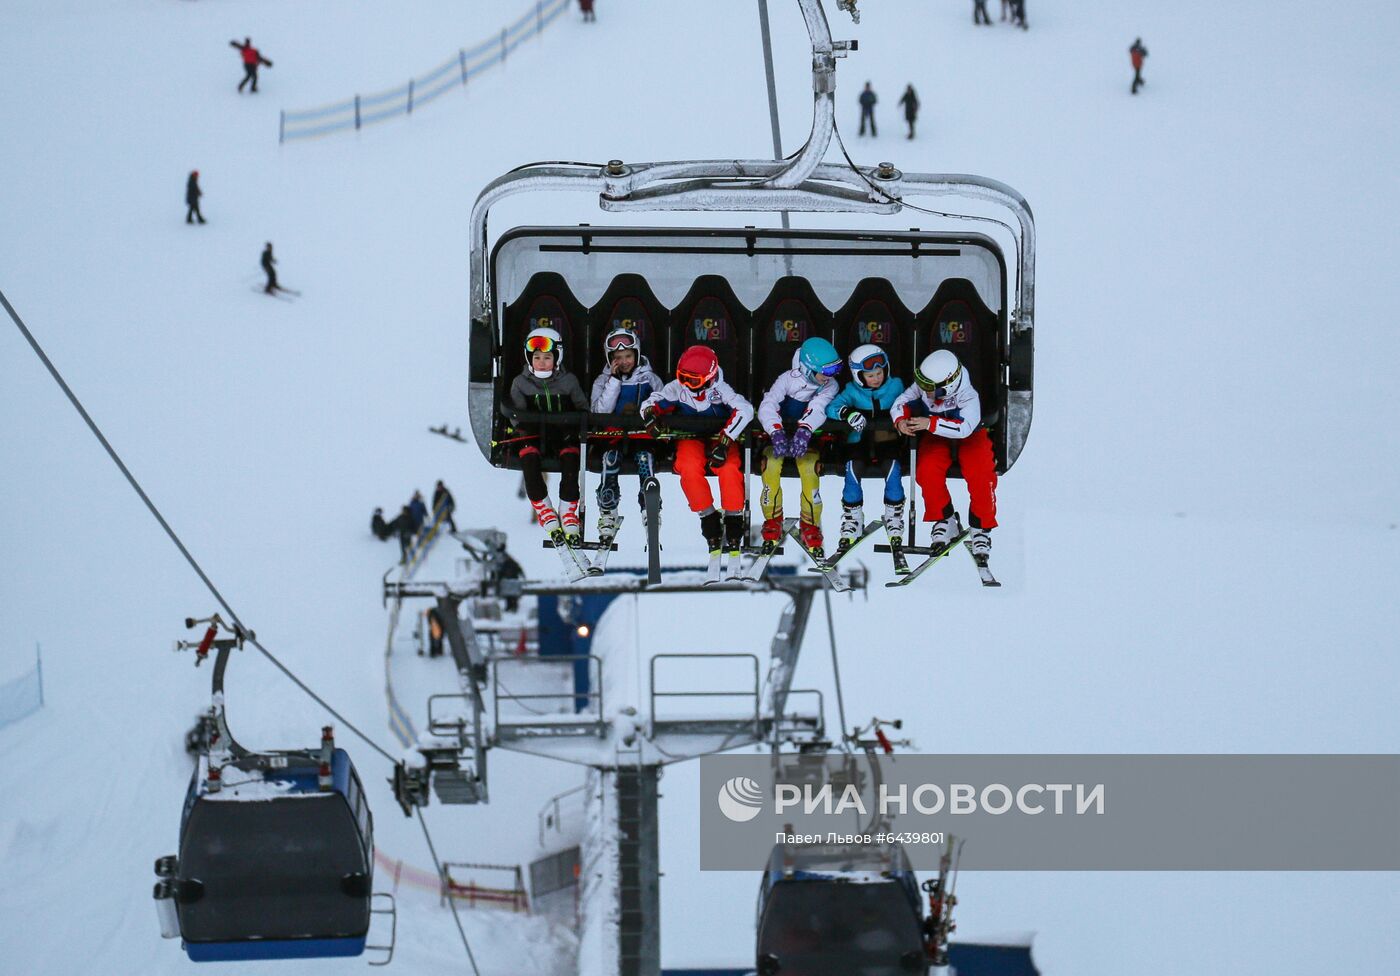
[{"xmin": 716, "ymin": 776, "xmax": 764, "ymax": 822}]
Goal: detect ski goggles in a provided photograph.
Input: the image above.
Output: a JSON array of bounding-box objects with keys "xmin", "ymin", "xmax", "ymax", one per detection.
[
  {"xmin": 915, "ymin": 362, "xmax": 961, "ymax": 395},
  {"xmin": 816, "ymin": 361, "xmax": 843, "ymax": 377},
  {"xmin": 525, "ymin": 334, "xmax": 559, "ymax": 354},
  {"xmin": 853, "ymin": 352, "xmax": 888, "ymax": 372},
  {"xmin": 605, "ymin": 333, "xmax": 639, "ymax": 353},
  {"xmin": 677, "ymin": 368, "xmax": 714, "ymax": 391}
]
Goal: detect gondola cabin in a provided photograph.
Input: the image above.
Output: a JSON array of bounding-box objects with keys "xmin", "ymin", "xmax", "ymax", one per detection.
[
  {"xmin": 755, "ymin": 841, "xmax": 928, "ymax": 975},
  {"xmin": 470, "ymin": 226, "xmax": 1033, "ymax": 482},
  {"xmin": 154, "ymin": 746, "xmax": 375, "ymax": 961}
]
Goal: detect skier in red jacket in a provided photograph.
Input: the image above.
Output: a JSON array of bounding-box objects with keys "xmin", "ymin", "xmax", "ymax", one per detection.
[
  {"xmin": 1130, "ymin": 39, "xmax": 1148, "ymax": 94},
  {"xmin": 229, "ymin": 38, "xmax": 273, "ymax": 94}
]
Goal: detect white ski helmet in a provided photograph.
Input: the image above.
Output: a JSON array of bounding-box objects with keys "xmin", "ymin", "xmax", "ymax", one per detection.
[
  {"xmin": 914, "ymin": 349, "xmax": 964, "ymax": 398},
  {"xmin": 524, "ymin": 326, "xmax": 563, "ymax": 378},
  {"xmin": 847, "ymin": 343, "xmax": 890, "ymax": 389}
]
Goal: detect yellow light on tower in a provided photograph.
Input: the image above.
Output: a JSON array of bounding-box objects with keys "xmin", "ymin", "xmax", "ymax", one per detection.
[{"xmin": 576, "ymin": 624, "xmax": 590, "ymax": 638}]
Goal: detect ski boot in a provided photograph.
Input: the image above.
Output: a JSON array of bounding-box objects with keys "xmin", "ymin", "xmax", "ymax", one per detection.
[
  {"xmin": 967, "ymin": 527, "xmax": 991, "ymax": 558},
  {"xmin": 834, "ymin": 503, "xmax": 863, "ymax": 558},
  {"xmin": 700, "ymin": 510, "xmax": 724, "ymax": 554},
  {"xmin": 799, "ymin": 519, "xmax": 824, "ymax": 561},
  {"xmin": 928, "ymin": 513, "xmax": 962, "ymax": 551},
  {"xmin": 560, "ymin": 501, "xmax": 582, "ymax": 547},
  {"xmin": 597, "ymin": 509, "xmax": 621, "ymax": 544},
  {"xmin": 723, "ymin": 513, "xmax": 746, "ymax": 562},
  {"xmin": 884, "ymin": 501, "xmax": 911, "ymax": 574},
  {"xmin": 531, "ymin": 499, "xmax": 561, "ymax": 533},
  {"xmin": 760, "ymin": 515, "xmax": 784, "ymax": 554}
]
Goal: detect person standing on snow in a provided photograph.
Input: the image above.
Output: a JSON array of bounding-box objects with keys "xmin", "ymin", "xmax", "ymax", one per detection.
[
  {"xmin": 229, "ymin": 38, "xmax": 273, "ymax": 93},
  {"xmin": 826, "ymin": 344, "xmax": 908, "ymax": 557},
  {"xmin": 185, "ymin": 171, "xmax": 206, "ymax": 224},
  {"xmin": 590, "ymin": 327, "xmax": 663, "ymax": 543},
  {"xmin": 890, "ymin": 349, "xmax": 998, "ymax": 559},
  {"xmin": 973, "ymin": 0, "xmax": 991, "ymax": 26},
  {"xmin": 578, "ymin": 0, "xmax": 596, "ymax": 22},
  {"xmin": 898, "ymin": 85, "xmax": 920, "ymax": 139},
  {"xmin": 757, "ymin": 338, "xmax": 842, "ymax": 559},
  {"xmin": 432, "ymin": 480, "xmax": 457, "ymax": 532},
  {"xmin": 858, "ymin": 82, "xmax": 878, "ymax": 137},
  {"xmin": 509, "ymin": 327, "xmax": 590, "ymax": 543},
  {"xmin": 260, "ymin": 242, "xmax": 280, "ymax": 294},
  {"xmin": 1130, "ymin": 38, "xmax": 1149, "ymax": 94},
  {"xmin": 639, "ymin": 345, "xmax": 753, "ymax": 559}
]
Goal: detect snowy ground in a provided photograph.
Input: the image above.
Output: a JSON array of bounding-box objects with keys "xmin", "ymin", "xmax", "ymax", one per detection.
[{"xmin": 3, "ymin": 0, "xmax": 1399, "ymax": 973}]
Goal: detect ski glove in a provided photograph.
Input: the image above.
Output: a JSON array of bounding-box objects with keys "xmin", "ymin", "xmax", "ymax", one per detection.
[
  {"xmin": 707, "ymin": 434, "xmax": 734, "ymax": 469},
  {"xmin": 840, "ymin": 407, "xmax": 868, "ymax": 434},
  {"xmin": 768, "ymin": 427, "xmax": 791, "ymax": 457},
  {"xmin": 789, "ymin": 425, "xmax": 813, "ymax": 457}
]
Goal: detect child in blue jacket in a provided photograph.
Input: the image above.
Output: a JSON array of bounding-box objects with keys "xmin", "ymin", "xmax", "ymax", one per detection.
[{"xmin": 825, "ymin": 344, "xmax": 907, "ymax": 554}]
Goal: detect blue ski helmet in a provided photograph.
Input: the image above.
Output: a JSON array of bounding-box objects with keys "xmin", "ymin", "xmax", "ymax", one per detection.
[
  {"xmin": 797, "ymin": 337, "xmax": 842, "ymax": 384},
  {"xmin": 847, "ymin": 343, "xmax": 889, "ymax": 389}
]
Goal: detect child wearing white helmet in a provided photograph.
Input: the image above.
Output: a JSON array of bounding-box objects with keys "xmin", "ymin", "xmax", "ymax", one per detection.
[
  {"xmin": 508, "ymin": 326, "xmax": 589, "ymax": 543},
  {"xmin": 890, "ymin": 349, "xmax": 997, "ymax": 556},
  {"xmin": 825, "ymin": 343, "xmax": 908, "ymax": 555},
  {"xmin": 590, "ymin": 327, "xmax": 664, "ymax": 541}
]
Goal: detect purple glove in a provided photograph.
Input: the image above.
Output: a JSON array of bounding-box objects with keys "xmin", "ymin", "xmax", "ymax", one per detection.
[
  {"xmin": 768, "ymin": 427, "xmax": 791, "ymax": 457},
  {"xmin": 789, "ymin": 425, "xmax": 813, "ymax": 457}
]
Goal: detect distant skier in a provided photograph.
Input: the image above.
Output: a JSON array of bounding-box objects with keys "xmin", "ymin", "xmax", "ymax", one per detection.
[
  {"xmin": 185, "ymin": 170, "xmax": 206, "ymax": 224},
  {"xmin": 898, "ymin": 84, "xmax": 920, "ymax": 139},
  {"xmin": 858, "ymin": 82, "xmax": 877, "ymax": 137},
  {"xmin": 260, "ymin": 242, "xmax": 280, "ymax": 294},
  {"xmin": 408, "ymin": 490, "xmax": 430, "ymax": 534},
  {"xmin": 890, "ymin": 349, "xmax": 997, "ymax": 558},
  {"xmin": 229, "ymin": 38, "xmax": 272, "ymax": 93},
  {"xmin": 370, "ymin": 507, "xmax": 392, "ymax": 540},
  {"xmin": 395, "ymin": 504, "xmax": 415, "ymax": 562},
  {"xmin": 1000, "ymin": 0, "xmax": 1011, "ymax": 21},
  {"xmin": 1130, "ymin": 38, "xmax": 1148, "ymax": 94},
  {"xmin": 640, "ymin": 345, "xmax": 753, "ymax": 559},
  {"xmin": 973, "ymin": 0, "xmax": 991, "ymax": 26},
  {"xmin": 432, "ymin": 480, "xmax": 457, "ymax": 532},
  {"xmin": 1012, "ymin": 0, "xmax": 1027, "ymax": 29},
  {"xmin": 826, "ymin": 344, "xmax": 908, "ymax": 557},
  {"xmin": 758, "ymin": 338, "xmax": 842, "ymax": 559},
  {"xmin": 590, "ymin": 327, "xmax": 663, "ymax": 543},
  {"xmin": 578, "ymin": 0, "xmax": 595, "ymax": 22},
  {"xmin": 509, "ymin": 327, "xmax": 589, "ymax": 543}
]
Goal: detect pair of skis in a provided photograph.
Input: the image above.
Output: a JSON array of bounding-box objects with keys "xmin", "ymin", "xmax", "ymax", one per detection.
[
  {"xmin": 873, "ymin": 530, "xmax": 1002, "ymax": 588},
  {"xmin": 794, "ymin": 518, "xmax": 885, "ymax": 591},
  {"xmin": 542, "ymin": 517, "xmax": 622, "ymax": 580},
  {"xmin": 703, "ymin": 539, "xmax": 784, "ymax": 585},
  {"xmin": 252, "ymin": 285, "xmax": 300, "ymax": 302}
]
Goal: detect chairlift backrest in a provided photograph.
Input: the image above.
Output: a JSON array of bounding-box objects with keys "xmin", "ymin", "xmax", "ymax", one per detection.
[
  {"xmin": 503, "ymin": 272, "xmax": 587, "ymax": 380},
  {"xmin": 672, "ymin": 275, "xmax": 749, "ymax": 387},
  {"xmin": 753, "ymin": 277, "xmax": 835, "ymax": 396},
  {"xmin": 591, "ymin": 273, "xmax": 671, "ymax": 392},
  {"xmin": 834, "ymin": 277, "xmax": 917, "ymax": 384}
]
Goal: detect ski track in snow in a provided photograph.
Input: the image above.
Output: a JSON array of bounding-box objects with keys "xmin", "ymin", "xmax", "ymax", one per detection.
[{"xmin": 3, "ymin": 0, "xmax": 1400, "ymax": 973}]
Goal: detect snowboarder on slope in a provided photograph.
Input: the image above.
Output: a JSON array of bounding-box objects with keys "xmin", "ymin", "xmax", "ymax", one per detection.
[
  {"xmin": 639, "ymin": 345, "xmax": 753, "ymax": 558},
  {"xmin": 229, "ymin": 38, "xmax": 272, "ymax": 93},
  {"xmin": 185, "ymin": 171, "xmax": 206, "ymax": 224},
  {"xmin": 858, "ymin": 82, "xmax": 878, "ymax": 137},
  {"xmin": 1130, "ymin": 38, "xmax": 1148, "ymax": 94},
  {"xmin": 826, "ymin": 344, "xmax": 907, "ymax": 554},
  {"xmin": 890, "ymin": 349, "xmax": 997, "ymax": 556},
  {"xmin": 590, "ymin": 327, "xmax": 663, "ymax": 541},
  {"xmin": 758, "ymin": 337, "xmax": 841, "ymax": 558},
  {"xmin": 508, "ymin": 327, "xmax": 589, "ymax": 542}
]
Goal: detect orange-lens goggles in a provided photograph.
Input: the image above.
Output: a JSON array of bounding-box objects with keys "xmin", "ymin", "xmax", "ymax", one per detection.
[
  {"xmin": 677, "ymin": 369, "xmax": 710, "ymax": 390},
  {"xmin": 526, "ymin": 335, "xmax": 558, "ymax": 353}
]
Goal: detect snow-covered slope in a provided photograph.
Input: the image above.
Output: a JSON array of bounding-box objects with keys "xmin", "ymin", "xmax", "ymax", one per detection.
[{"xmin": 2, "ymin": 0, "xmax": 1398, "ymax": 973}]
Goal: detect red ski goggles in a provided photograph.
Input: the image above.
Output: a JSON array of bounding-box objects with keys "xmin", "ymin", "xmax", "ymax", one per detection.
[{"xmin": 854, "ymin": 352, "xmax": 888, "ymax": 372}]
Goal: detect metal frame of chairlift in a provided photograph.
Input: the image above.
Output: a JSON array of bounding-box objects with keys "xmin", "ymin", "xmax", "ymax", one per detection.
[{"xmin": 466, "ymin": 0, "xmax": 1035, "ymax": 465}]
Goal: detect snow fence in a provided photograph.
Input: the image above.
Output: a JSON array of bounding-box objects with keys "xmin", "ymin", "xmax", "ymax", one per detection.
[{"xmin": 279, "ymin": 0, "xmax": 571, "ymax": 143}]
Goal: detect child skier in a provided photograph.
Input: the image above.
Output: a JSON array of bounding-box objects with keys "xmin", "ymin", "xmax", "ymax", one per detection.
[
  {"xmin": 758, "ymin": 337, "xmax": 842, "ymax": 557},
  {"xmin": 590, "ymin": 327, "xmax": 663, "ymax": 542},
  {"xmin": 509, "ymin": 327, "xmax": 589, "ymax": 544},
  {"xmin": 639, "ymin": 345, "xmax": 753, "ymax": 558},
  {"xmin": 825, "ymin": 343, "xmax": 907, "ymax": 556},
  {"xmin": 890, "ymin": 349, "xmax": 997, "ymax": 556}
]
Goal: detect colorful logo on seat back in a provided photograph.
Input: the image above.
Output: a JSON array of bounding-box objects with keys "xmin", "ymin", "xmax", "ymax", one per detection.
[
  {"xmin": 528, "ymin": 296, "xmax": 568, "ymax": 334},
  {"xmin": 609, "ymin": 298, "xmax": 650, "ymax": 337},
  {"xmin": 855, "ymin": 300, "xmax": 894, "ymax": 345},
  {"xmin": 938, "ymin": 300, "xmax": 974, "ymax": 344},
  {"xmin": 771, "ymin": 299, "xmax": 811, "ymax": 344},
  {"xmin": 691, "ymin": 297, "xmax": 730, "ymax": 342}
]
